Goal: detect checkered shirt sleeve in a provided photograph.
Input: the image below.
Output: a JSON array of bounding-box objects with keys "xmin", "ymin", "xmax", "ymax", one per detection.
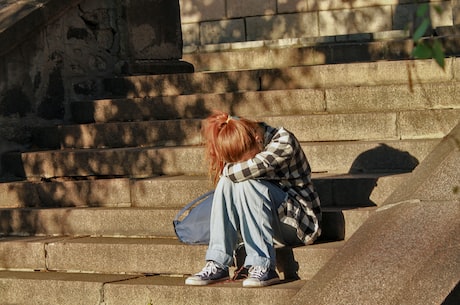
[{"xmin": 222, "ymin": 124, "xmax": 322, "ymax": 245}]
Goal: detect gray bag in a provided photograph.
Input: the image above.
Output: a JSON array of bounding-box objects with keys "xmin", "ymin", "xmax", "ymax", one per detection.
[{"xmin": 173, "ymin": 191, "xmax": 214, "ymax": 244}]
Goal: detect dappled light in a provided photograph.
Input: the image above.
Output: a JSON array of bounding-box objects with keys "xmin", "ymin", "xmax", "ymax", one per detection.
[{"xmin": 0, "ymin": 1, "xmax": 459, "ymax": 304}]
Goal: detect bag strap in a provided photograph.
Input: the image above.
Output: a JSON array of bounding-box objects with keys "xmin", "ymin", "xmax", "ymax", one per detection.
[{"xmin": 174, "ymin": 190, "xmax": 214, "ymax": 222}]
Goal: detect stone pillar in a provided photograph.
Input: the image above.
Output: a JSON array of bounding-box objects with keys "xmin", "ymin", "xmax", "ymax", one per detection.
[{"xmin": 123, "ymin": 0, "xmax": 194, "ymax": 74}]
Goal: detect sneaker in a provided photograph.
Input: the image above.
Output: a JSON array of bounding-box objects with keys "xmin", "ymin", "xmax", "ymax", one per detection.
[
  {"xmin": 242, "ymin": 265, "xmax": 280, "ymax": 288},
  {"xmin": 185, "ymin": 261, "xmax": 229, "ymax": 286}
]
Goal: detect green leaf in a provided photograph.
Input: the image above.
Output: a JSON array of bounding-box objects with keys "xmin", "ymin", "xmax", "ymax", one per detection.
[
  {"xmin": 433, "ymin": 5, "xmax": 443, "ymax": 15},
  {"xmin": 413, "ymin": 19, "xmax": 430, "ymax": 41},
  {"xmin": 432, "ymin": 40, "xmax": 445, "ymax": 68},
  {"xmin": 412, "ymin": 43, "xmax": 433, "ymax": 59},
  {"xmin": 416, "ymin": 4, "xmax": 429, "ymax": 18}
]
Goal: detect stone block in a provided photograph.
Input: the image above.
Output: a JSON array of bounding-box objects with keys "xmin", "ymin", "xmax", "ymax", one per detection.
[
  {"xmin": 319, "ymin": 6, "xmax": 392, "ymax": 36},
  {"xmin": 392, "ymin": 3, "xmax": 419, "ymax": 31},
  {"xmin": 185, "ymin": 43, "xmax": 329, "ymax": 70},
  {"xmin": 455, "ymin": 57, "xmax": 460, "ymax": 80},
  {"xmin": 260, "ymin": 59, "xmax": 453, "ymax": 91},
  {"xmin": 0, "ymin": 271, "xmax": 136, "ymax": 305},
  {"xmin": 34, "ymin": 179, "xmax": 132, "ymax": 207},
  {"xmin": 0, "ymin": 181, "xmax": 40, "ymax": 208},
  {"xmin": 0, "ymin": 178, "xmax": 132, "ymax": 211},
  {"xmin": 179, "ymin": 0, "xmax": 226, "ymax": 23},
  {"xmin": 430, "ymin": 1, "xmax": 454, "ymax": 28},
  {"xmin": 226, "ymin": 0, "xmax": 276, "ymax": 18},
  {"xmin": 131, "ymin": 176, "xmax": 212, "ymax": 207},
  {"xmin": 454, "ymin": 0, "xmax": 460, "ymax": 25},
  {"xmin": 45, "ymin": 237, "xmax": 208, "ymax": 274},
  {"xmin": 265, "ymin": 112, "xmax": 399, "ymax": 142},
  {"xmin": 0, "ymin": 207, "xmax": 178, "ymax": 237},
  {"xmin": 3, "ymin": 138, "xmax": 438, "ymax": 179},
  {"xmin": 104, "ymin": 275, "xmax": 302, "ymax": 305},
  {"xmin": 200, "ymin": 19, "xmax": 246, "ymax": 44},
  {"xmin": 372, "ymin": 29, "xmax": 410, "ymax": 40},
  {"xmin": 304, "ymin": 139, "xmax": 437, "ymax": 174},
  {"xmin": 326, "ymin": 82, "xmax": 460, "ymax": 113},
  {"xmin": 181, "ymin": 22, "xmax": 200, "ymax": 46},
  {"xmin": 289, "ymin": 241, "xmax": 342, "ymax": 280},
  {"xmin": 44, "ymin": 236, "xmax": 341, "ymax": 279},
  {"xmin": 278, "ymin": 0, "xmax": 308, "ymax": 13},
  {"xmin": 307, "ymin": 0, "xmax": 399, "ymax": 11},
  {"xmin": 54, "ymin": 120, "xmax": 202, "ymax": 148},
  {"xmin": 0, "ymin": 236, "xmax": 52, "ymax": 271},
  {"xmin": 398, "ymin": 109, "xmax": 460, "ymax": 140},
  {"xmin": 391, "ymin": 2, "xmax": 453, "ymax": 31},
  {"xmin": 246, "ymin": 12, "xmax": 318, "ymax": 41}
]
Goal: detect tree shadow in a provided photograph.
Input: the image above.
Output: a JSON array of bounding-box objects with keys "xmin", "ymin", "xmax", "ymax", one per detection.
[{"xmin": 0, "ymin": 0, "xmax": 448, "ymax": 249}]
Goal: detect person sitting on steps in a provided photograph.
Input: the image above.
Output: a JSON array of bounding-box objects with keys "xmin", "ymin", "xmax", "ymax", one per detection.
[{"xmin": 185, "ymin": 111, "xmax": 322, "ymax": 288}]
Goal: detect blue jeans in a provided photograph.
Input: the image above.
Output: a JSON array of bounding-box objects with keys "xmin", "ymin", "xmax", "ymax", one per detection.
[{"xmin": 205, "ymin": 176, "xmax": 300, "ymax": 269}]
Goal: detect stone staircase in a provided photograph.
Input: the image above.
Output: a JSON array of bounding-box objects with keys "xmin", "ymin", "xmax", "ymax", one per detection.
[{"xmin": 1, "ymin": 36, "xmax": 459, "ymax": 304}]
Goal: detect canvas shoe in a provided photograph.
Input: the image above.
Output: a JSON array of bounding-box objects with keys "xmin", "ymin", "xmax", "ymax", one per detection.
[
  {"xmin": 185, "ymin": 261, "xmax": 229, "ymax": 286},
  {"xmin": 242, "ymin": 265, "xmax": 280, "ymax": 288}
]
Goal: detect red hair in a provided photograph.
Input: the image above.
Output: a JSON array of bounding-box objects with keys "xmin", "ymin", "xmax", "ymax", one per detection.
[{"xmin": 201, "ymin": 111, "xmax": 260, "ymax": 184}]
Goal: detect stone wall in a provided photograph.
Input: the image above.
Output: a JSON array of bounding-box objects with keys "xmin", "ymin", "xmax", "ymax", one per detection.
[
  {"xmin": 0, "ymin": 0, "xmax": 183, "ymax": 149},
  {"xmin": 180, "ymin": 0, "xmax": 456, "ymax": 50},
  {"xmin": 0, "ymin": 0, "xmax": 458, "ymax": 152}
]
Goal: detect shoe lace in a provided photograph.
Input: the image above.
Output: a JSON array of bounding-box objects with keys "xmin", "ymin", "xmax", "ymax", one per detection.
[
  {"xmin": 196, "ymin": 261, "xmax": 218, "ymax": 277},
  {"xmin": 248, "ymin": 265, "xmax": 267, "ymax": 279}
]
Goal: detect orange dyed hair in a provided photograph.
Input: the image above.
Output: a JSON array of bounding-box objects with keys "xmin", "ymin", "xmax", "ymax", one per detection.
[{"xmin": 201, "ymin": 111, "xmax": 261, "ymax": 185}]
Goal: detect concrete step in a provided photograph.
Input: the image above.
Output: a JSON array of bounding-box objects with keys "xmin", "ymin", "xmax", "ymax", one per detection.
[
  {"xmin": 0, "ymin": 236, "xmax": 348, "ymax": 280},
  {"xmin": 35, "ymin": 109, "xmax": 460, "ymax": 149},
  {"xmin": 0, "ymin": 270, "xmax": 305, "ymax": 305},
  {"xmin": 182, "ymin": 33, "xmax": 460, "ymax": 72},
  {"xmin": 0, "ymin": 206, "xmax": 374, "ymax": 240},
  {"xmin": 0, "ymin": 207, "xmax": 177, "ymax": 238},
  {"xmin": 126, "ymin": 172, "xmax": 409, "ymax": 209},
  {"xmin": 70, "ymin": 81, "xmax": 460, "ymax": 124},
  {"xmin": 0, "ymin": 172, "xmax": 408, "ymax": 209},
  {"xmin": 2, "ymin": 139, "xmax": 440, "ymax": 179},
  {"xmin": 102, "ymin": 58, "xmax": 458, "ymax": 98},
  {"xmin": 0, "ymin": 177, "xmax": 132, "ymax": 208}
]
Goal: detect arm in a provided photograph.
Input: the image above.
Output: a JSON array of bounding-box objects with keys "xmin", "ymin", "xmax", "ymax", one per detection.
[{"xmin": 222, "ymin": 128, "xmax": 294, "ymax": 182}]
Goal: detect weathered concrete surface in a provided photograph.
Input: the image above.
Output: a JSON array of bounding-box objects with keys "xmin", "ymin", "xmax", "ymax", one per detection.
[
  {"xmin": 385, "ymin": 122, "xmax": 460, "ymax": 203},
  {"xmin": 0, "ymin": 270, "xmax": 303, "ymax": 305},
  {"xmin": 290, "ymin": 200, "xmax": 460, "ymax": 305},
  {"xmin": 103, "ymin": 275, "xmax": 304, "ymax": 305},
  {"xmin": 0, "ymin": 271, "xmax": 138, "ymax": 305},
  {"xmin": 0, "ymin": 178, "xmax": 131, "ymax": 208},
  {"xmin": 34, "ymin": 110, "xmax": 460, "ymax": 150},
  {"xmin": 103, "ymin": 58, "xmax": 458, "ymax": 98},
  {"xmin": 71, "ymin": 80, "xmax": 460, "ymax": 124},
  {"xmin": 290, "ymin": 123, "xmax": 460, "ymax": 305},
  {"xmin": 2, "ymin": 139, "xmax": 439, "ymax": 178},
  {"xmin": 0, "ymin": 236, "xmax": 341, "ymax": 280},
  {"xmin": 0, "ymin": 206, "xmax": 365, "ymax": 240}
]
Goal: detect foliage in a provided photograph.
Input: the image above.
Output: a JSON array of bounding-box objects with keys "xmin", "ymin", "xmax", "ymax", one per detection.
[{"xmin": 411, "ymin": 3, "xmax": 445, "ymax": 69}]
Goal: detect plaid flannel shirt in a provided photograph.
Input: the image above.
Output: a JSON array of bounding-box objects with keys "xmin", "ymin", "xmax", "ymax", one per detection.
[{"xmin": 222, "ymin": 123, "xmax": 322, "ymax": 245}]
